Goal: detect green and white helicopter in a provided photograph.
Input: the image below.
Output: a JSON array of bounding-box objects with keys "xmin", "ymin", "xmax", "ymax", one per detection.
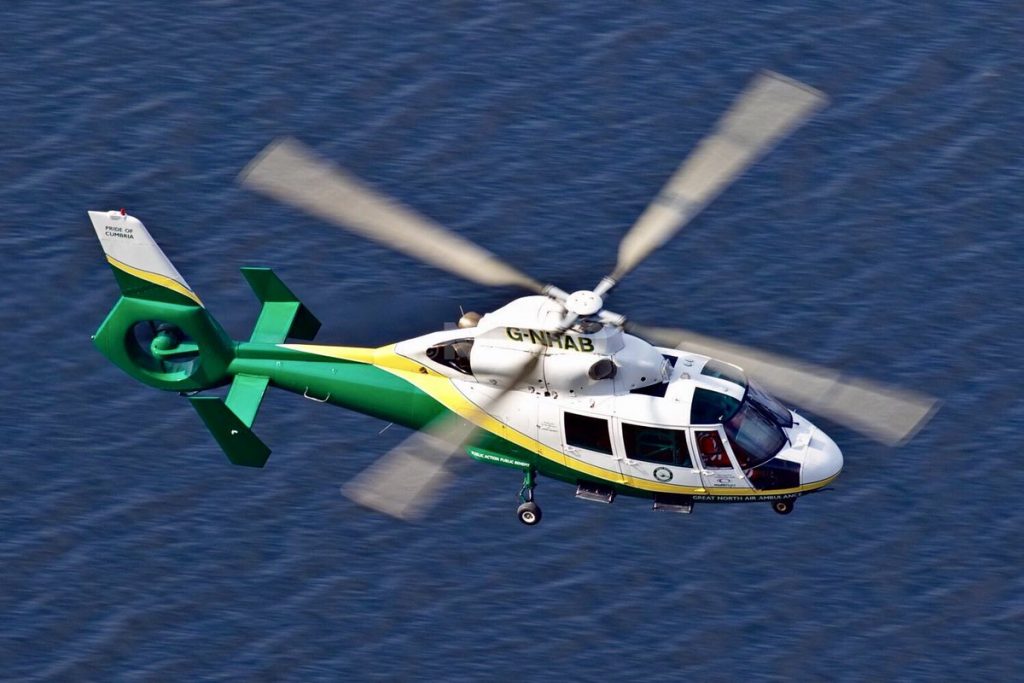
[{"xmin": 90, "ymin": 73, "xmax": 937, "ymax": 525}]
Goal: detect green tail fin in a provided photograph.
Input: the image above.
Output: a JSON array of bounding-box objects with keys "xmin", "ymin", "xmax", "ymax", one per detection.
[
  {"xmin": 240, "ymin": 267, "xmax": 321, "ymax": 343},
  {"xmin": 189, "ymin": 402, "xmax": 270, "ymax": 468},
  {"xmin": 189, "ymin": 374, "xmax": 271, "ymax": 467}
]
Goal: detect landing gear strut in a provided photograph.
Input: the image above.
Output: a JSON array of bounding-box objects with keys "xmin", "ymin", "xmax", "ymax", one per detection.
[
  {"xmin": 772, "ymin": 499, "xmax": 795, "ymax": 515},
  {"xmin": 517, "ymin": 467, "xmax": 542, "ymax": 526}
]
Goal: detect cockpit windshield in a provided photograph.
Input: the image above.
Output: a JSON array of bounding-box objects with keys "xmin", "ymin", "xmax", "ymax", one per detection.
[
  {"xmin": 746, "ymin": 381, "xmax": 793, "ymax": 429},
  {"xmin": 723, "ymin": 385, "xmax": 791, "ymax": 468}
]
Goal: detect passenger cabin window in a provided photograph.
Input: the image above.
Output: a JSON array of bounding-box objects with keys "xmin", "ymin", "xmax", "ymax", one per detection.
[
  {"xmin": 696, "ymin": 430, "xmax": 732, "ymax": 469},
  {"xmin": 622, "ymin": 423, "xmax": 692, "ymax": 467},
  {"xmin": 426, "ymin": 338, "xmax": 474, "ymax": 375},
  {"xmin": 564, "ymin": 412, "xmax": 613, "ymax": 455}
]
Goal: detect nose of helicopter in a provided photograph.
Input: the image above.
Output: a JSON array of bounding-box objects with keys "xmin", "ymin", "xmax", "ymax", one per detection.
[{"xmin": 800, "ymin": 429, "xmax": 844, "ymax": 486}]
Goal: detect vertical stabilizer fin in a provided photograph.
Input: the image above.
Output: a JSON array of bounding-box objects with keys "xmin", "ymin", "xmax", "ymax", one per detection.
[
  {"xmin": 240, "ymin": 267, "xmax": 321, "ymax": 343},
  {"xmin": 225, "ymin": 374, "xmax": 270, "ymax": 427},
  {"xmin": 189, "ymin": 373, "xmax": 273, "ymax": 468},
  {"xmin": 88, "ymin": 210, "xmax": 202, "ymax": 306}
]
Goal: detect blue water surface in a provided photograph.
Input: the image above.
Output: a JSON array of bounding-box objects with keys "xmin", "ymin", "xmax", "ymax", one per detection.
[{"xmin": 1, "ymin": 1, "xmax": 1022, "ymax": 680}]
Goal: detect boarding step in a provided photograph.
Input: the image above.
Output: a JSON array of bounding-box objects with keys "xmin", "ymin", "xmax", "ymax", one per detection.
[
  {"xmin": 652, "ymin": 493, "xmax": 694, "ymax": 514},
  {"xmin": 575, "ymin": 480, "xmax": 616, "ymax": 504}
]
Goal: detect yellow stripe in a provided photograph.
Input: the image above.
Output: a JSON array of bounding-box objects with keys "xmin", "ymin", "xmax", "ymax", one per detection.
[
  {"xmin": 106, "ymin": 255, "xmax": 202, "ymax": 306},
  {"xmin": 280, "ymin": 344, "xmax": 377, "ymax": 365},
  {"xmin": 701, "ymin": 473, "xmax": 839, "ymax": 497},
  {"xmin": 280, "ymin": 343, "xmax": 838, "ymax": 498}
]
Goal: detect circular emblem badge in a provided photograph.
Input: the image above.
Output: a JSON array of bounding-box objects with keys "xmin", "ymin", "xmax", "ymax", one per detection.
[{"xmin": 653, "ymin": 467, "xmax": 673, "ymax": 482}]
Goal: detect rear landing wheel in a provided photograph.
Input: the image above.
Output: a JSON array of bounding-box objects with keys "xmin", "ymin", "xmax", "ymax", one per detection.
[
  {"xmin": 517, "ymin": 501, "xmax": 542, "ymax": 526},
  {"xmin": 772, "ymin": 499, "xmax": 795, "ymax": 515}
]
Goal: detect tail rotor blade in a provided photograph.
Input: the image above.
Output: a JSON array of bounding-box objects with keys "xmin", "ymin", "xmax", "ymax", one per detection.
[
  {"xmin": 631, "ymin": 324, "xmax": 939, "ymax": 447},
  {"xmin": 610, "ymin": 72, "xmax": 827, "ymax": 284},
  {"xmin": 240, "ymin": 137, "xmax": 545, "ymax": 293}
]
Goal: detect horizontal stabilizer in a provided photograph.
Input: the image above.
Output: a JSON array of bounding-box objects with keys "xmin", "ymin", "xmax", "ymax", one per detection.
[
  {"xmin": 241, "ymin": 267, "xmax": 321, "ymax": 343},
  {"xmin": 189, "ymin": 376, "xmax": 271, "ymax": 467}
]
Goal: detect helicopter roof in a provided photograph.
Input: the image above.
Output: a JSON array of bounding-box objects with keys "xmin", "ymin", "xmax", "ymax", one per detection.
[{"xmin": 398, "ymin": 309, "xmax": 752, "ymax": 430}]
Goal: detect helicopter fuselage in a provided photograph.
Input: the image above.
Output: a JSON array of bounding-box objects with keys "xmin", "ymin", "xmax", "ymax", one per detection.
[{"xmin": 238, "ymin": 295, "xmax": 843, "ymax": 508}]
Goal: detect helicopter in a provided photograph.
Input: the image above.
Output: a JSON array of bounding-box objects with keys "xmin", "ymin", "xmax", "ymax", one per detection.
[{"xmin": 90, "ymin": 72, "xmax": 938, "ymax": 525}]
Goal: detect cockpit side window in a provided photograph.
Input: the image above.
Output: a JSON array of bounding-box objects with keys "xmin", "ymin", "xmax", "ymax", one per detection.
[
  {"xmin": 564, "ymin": 412, "xmax": 613, "ymax": 455},
  {"xmin": 695, "ymin": 430, "xmax": 732, "ymax": 469},
  {"xmin": 622, "ymin": 423, "xmax": 692, "ymax": 467},
  {"xmin": 426, "ymin": 338, "xmax": 474, "ymax": 375},
  {"xmin": 691, "ymin": 388, "xmax": 741, "ymax": 424}
]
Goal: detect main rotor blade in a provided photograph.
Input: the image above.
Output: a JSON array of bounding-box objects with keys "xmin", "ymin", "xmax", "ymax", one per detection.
[
  {"xmin": 341, "ymin": 420, "xmax": 474, "ymax": 521},
  {"xmin": 610, "ymin": 72, "xmax": 827, "ymax": 284},
  {"xmin": 240, "ymin": 137, "xmax": 544, "ymax": 293},
  {"xmin": 631, "ymin": 324, "xmax": 939, "ymax": 447},
  {"xmin": 342, "ymin": 351, "xmax": 543, "ymax": 520}
]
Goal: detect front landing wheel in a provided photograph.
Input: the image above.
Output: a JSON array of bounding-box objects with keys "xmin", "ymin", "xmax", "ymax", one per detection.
[
  {"xmin": 517, "ymin": 501, "xmax": 542, "ymax": 526},
  {"xmin": 772, "ymin": 499, "xmax": 795, "ymax": 515}
]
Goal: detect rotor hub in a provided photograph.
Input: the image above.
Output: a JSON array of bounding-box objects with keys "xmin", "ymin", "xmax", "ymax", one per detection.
[{"xmin": 565, "ymin": 290, "xmax": 604, "ymax": 317}]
